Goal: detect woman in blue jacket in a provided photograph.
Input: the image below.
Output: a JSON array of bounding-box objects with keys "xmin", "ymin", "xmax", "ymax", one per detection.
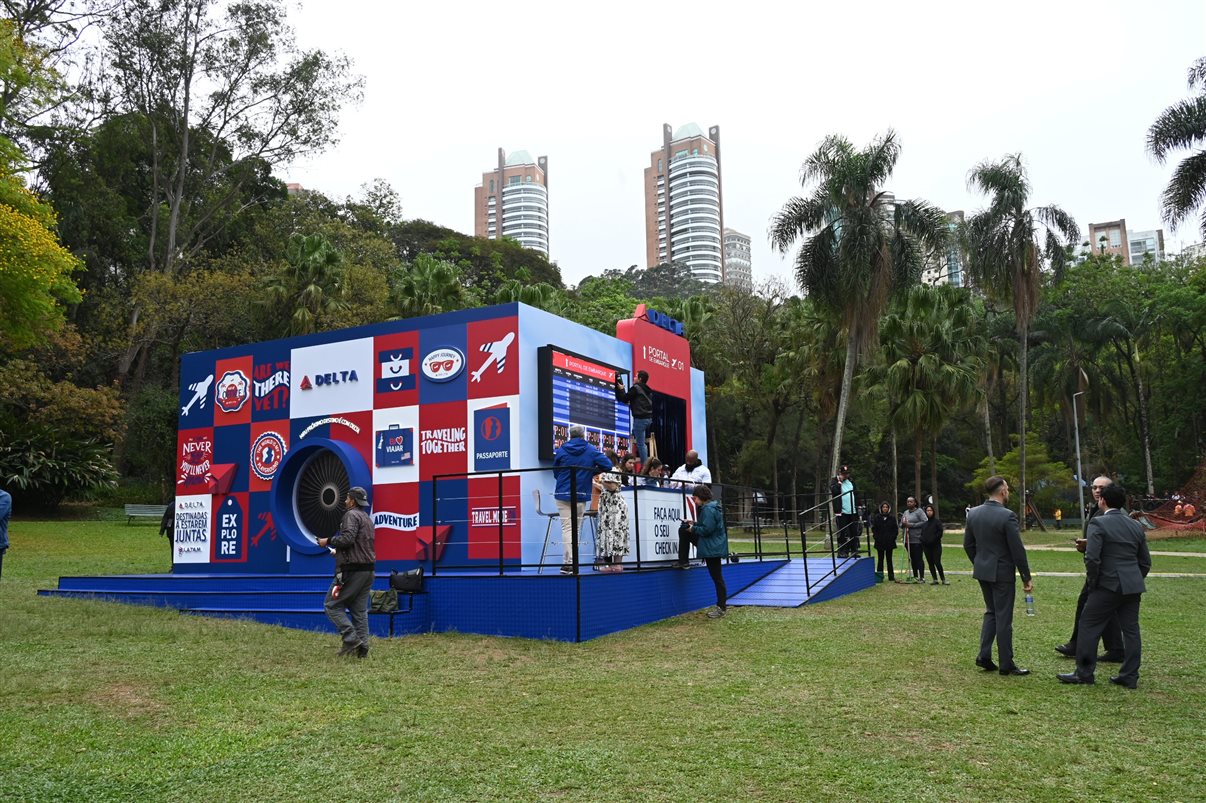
[{"xmin": 676, "ymin": 484, "xmax": 730, "ymax": 618}]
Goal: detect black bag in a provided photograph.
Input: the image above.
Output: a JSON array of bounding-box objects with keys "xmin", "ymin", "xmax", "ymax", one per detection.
[
  {"xmin": 369, "ymin": 588, "xmax": 399, "ymax": 613},
  {"xmin": 390, "ymin": 567, "xmax": 423, "ymax": 593}
]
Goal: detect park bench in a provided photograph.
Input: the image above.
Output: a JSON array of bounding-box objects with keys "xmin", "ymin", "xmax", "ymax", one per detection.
[{"xmin": 125, "ymin": 504, "xmax": 168, "ymax": 525}]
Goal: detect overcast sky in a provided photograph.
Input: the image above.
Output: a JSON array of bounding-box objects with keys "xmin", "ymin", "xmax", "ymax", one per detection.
[{"xmin": 286, "ymin": 0, "xmax": 1205, "ymax": 289}]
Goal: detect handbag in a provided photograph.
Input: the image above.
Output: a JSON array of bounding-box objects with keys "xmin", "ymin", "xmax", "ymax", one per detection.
[
  {"xmin": 369, "ymin": 588, "xmax": 399, "ymax": 613},
  {"xmin": 390, "ymin": 567, "xmax": 424, "ymax": 593}
]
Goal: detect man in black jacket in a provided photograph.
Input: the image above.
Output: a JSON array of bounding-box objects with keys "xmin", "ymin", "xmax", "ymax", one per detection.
[
  {"xmin": 1058, "ymin": 482, "xmax": 1152, "ymax": 688},
  {"xmin": 615, "ymin": 371, "xmax": 654, "ymax": 464},
  {"xmin": 318, "ymin": 486, "xmax": 376, "ymax": 658},
  {"xmin": 1055, "ymin": 476, "xmax": 1125, "ymax": 662},
  {"xmin": 964, "ymin": 476, "xmax": 1033, "ymax": 676}
]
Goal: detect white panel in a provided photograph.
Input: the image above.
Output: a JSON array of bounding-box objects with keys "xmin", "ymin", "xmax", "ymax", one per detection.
[{"xmin": 290, "ymin": 337, "xmax": 374, "ymax": 419}]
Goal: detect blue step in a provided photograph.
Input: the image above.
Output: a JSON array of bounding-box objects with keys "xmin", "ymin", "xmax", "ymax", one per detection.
[{"xmin": 728, "ymin": 557, "xmax": 875, "ymax": 607}]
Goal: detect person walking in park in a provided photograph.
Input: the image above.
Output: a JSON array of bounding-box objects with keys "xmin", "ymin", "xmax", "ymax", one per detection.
[
  {"xmin": 870, "ymin": 501, "xmax": 898, "ymax": 582},
  {"xmin": 317, "ymin": 486, "xmax": 376, "ymax": 658},
  {"xmin": 553, "ymin": 424, "xmax": 612, "ymax": 575},
  {"xmin": 920, "ymin": 503, "xmax": 947, "ymax": 585},
  {"xmin": 964, "ymin": 476, "xmax": 1033, "ymax": 676},
  {"xmin": 0, "ymin": 485, "xmax": 11, "ymax": 582},
  {"xmin": 615, "ymin": 370, "xmax": 655, "ymax": 464},
  {"xmin": 1054, "ymin": 507, "xmax": 1063, "ymax": 530},
  {"xmin": 1058, "ymin": 482, "xmax": 1151, "ymax": 689},
  {"xmin": 595, "ymin": 465, "xmax": 630, "ymax": 572},
  {"xmin": 901, "ymin": 496, "xmax": 928, "ymax": 583},
  {"xmin": 676, "ymin": 484, "xmax": 730, "ymax": 618}
]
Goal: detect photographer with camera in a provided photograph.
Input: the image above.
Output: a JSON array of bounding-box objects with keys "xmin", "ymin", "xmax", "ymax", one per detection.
[
  {"xmin": 317, "ymin": 486, "xmax": 376, "ymax": 658},
  {"xmin": 674, "ymin": 484, "xmax": 730, "ymax": 619}
]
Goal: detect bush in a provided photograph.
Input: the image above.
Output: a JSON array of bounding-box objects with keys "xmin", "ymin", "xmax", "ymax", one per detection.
[{"xmin": 0, "ymin": 417, "xmax": 119, "ymax": 509}]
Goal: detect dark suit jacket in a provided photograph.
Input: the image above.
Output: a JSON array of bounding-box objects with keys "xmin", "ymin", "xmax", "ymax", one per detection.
[
  {"xmin": 963, "ymin": 499, "xmax": 1031, "ymax": 583},
  {"xmin": 1085, "ymin": 509, "xmax": 1151, "ymax": 594}
]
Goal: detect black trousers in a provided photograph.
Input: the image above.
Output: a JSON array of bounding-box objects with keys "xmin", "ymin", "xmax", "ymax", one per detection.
[
  {"xmin": 876, "ymin": 547, "xmax": 895, "ymax": 580},
  {"xmin": 705, "ymin": 556, "xmax": 727, "ymax": 610},
  {"xmin": 1076, "ymin": 588, "xmax": 1142, "ymax": 683},
  {"xmin": 908, "ymin": 542, "xmax": 925, "ymax": 579},
  {"xmin": 977, "ymin": 578, "xmax": 1017, "ymax": 669},
  {"xmin": 1068, "ymin": 580, "xmax": 1123, "ymax": 654},
  {"xmin": 836, "ymin": 514, "xmax": 859, "ymax": 555},
  {"xmin": 923, "ymin": 541, "xmax": 944, "ymax": 581}
]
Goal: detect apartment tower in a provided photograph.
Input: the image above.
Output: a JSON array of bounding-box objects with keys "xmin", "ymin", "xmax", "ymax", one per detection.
[
  {"xmin": 643, "ymin": 123, "xmax": 725, "ymax": 283},
  {"xmin": 723, "ymin": 228, "xmax": 752, "ymax": 290},
  {"xmin": 474, "ymin": 149, "xmax": 549, "ymax": 255}
]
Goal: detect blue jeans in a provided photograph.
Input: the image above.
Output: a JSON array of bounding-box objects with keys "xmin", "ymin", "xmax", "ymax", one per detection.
[{"xmin": 631, "ymin": 417, "xmax": 652, "ymax": 462}]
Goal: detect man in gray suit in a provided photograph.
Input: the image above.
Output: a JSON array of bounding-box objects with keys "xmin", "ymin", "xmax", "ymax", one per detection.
[
  {"xmin": 1058, "ymin": 483, "xmax": 1151, "ymax": 689},
  {"xmin": 1055, "ymin": 475, "xmax": 1124, "ymax": 661},
  {"xmin": 964, "ymin": 476, "xmax": 1034, "ymax": 676}
]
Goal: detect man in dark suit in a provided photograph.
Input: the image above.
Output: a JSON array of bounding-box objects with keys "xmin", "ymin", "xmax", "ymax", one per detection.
[
  {"xmin": 1058, "ymin": 483, "xmax": 1151, "ymax": 688},
  {"xmin": 964, "ymin": 476, "xmax": 1033, "ymax": 676},
  {"xmin": 1055, "ymin": 476, "xmax": 1125, "ymax": 662}
]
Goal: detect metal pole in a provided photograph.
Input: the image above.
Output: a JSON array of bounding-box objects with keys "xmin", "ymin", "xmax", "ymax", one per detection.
[{"xmin": 1073, "ymin": 391, "xmax": 1087, "ymax": 535}]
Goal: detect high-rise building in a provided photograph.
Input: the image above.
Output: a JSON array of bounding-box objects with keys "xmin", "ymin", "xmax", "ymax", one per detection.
[
  {"xmin": 474, "ymin": 149, "xmax": 549, "ymax": 255},
  {"xmin": 922, "ymin": 210, "xmax": 965, "ymax": 287},
  {"xmin": 1128, "ymin": 228, "xmax": 1165, "ymax": 265},
  {"xmin": 1087, "ymin": 219, "xmax": 1129, "ymax": 264},
  {"xmin": 722, "ymin": 228, "xmax": 752, "ymax": 290},
  {"xmin": 643, "ymin": 123, "xmax": 725, "ymax": 283}
]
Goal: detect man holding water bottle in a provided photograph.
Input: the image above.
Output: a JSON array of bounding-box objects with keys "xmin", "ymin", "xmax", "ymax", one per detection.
[{"xmin": 964, "ymin": 476, "xmax": 1034, "ymax": 676}]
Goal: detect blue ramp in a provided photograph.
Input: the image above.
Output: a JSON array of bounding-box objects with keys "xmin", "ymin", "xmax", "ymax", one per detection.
[{"xmin": 727, "ymin": 556, "xmax": 875, "ymax": 608}]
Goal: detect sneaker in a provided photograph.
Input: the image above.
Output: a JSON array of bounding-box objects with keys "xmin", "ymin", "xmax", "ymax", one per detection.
[
  {"xmin": 706, "ymin": 607, "xmax": 726, "ymax": 619},
  {"xmin": 559, "ymin": 565, "xmax": 573, "ymax": 575},
  {"xmin": 930, "ymin": 580, "xmax": 940, "ymax": 585},
  {"xmin": 941, "ymin": 579, "xmax": 950, "ymax": 585}
]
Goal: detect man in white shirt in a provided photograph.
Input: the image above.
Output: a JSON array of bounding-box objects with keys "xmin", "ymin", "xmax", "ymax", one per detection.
[{"xmin": 670, "ymin": 450, "xmax": 712, "ymax": 486}]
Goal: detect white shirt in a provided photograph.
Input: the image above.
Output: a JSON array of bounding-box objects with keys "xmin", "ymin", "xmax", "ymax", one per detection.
[{"xmin": 670, "ymin": 462, "xmax": 712, "ymax": 487}]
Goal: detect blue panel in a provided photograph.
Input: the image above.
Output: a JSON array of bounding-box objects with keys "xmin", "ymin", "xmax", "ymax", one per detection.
[
  {"xmin": 247, "ymin": 491, "xmax": 289, "ymax": 573},
  {"xmin": 417, "ymin": 324, "xmax": 469, "ymax": 405},
  {"xmin": 251, "ymin": 341, "xmax": 292, "ymax": 422},
  {"xmin": 427, "ymin": 576, "xmax": 578, "ymax": 640},
  {"xmin": 423, "ymin": 478, "xmax": 468, "ymax": 564},
  {"xmin": 213, "ymin": 424, "xmax": 250, "ymax": 492}
]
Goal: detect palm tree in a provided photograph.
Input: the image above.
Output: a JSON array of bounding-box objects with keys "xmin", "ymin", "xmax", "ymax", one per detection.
[
  {"xmin": 963, "ymin": 155, "xmax": 1078, "ymax": 524},
  {"xmin": 1148, "ymin": 57, "xmax": 1206, "ymax": 238},
  {"xmin": 771, "ymin": 131, "xmax": 947, "ymax": 477},
  {"xmin": 261, "ymin": 233, "xmax": 348, "ymax": 336},
  {"xmin": 392, "ymin": 253, "xmax": 470, "ymax": 318}
]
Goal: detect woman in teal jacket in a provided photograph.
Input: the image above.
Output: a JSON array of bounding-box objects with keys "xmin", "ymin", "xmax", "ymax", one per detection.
[{"xmin": 675, "ymin": 484, "xmax": 730, "ymax": 618}]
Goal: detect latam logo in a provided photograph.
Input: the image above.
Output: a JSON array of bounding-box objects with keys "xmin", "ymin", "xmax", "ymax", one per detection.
[
  {"xmin": 421, "ymin": 426, "xmax": 467, "ymax": 455},
  {"xmin": 251, "ymin": 431, "xmax": 286, "ymax": 481},
  {"xmin": 215, "ymin": 370, "xmax": 250, "ymax": 413},
  {"xmin": 373, "ymin": 510, "xmax": 420, "ymax": 532},
  {"xmin": 422, "ymin": 347, "xmax": 465, "ymax": 382},
  {"xmin": 299, "ymin": 370, "xmax": 359, "ymax": 390},
  {"xmin": 377, "ymin": 347, "xmax": 415, "ymax": 393}
]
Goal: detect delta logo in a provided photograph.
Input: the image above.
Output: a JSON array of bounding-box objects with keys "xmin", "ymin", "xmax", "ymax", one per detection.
[
  {"xmin": 299, "ymin": 369, "xmax": 359, "ymax": 390},
  {"xmin": 251, "ymin": 431, "xmax": 286, "ymax": 481},
  {"xmin": 215, "ymin": 369, "xmax": 250, "ymax": 413},
  {"xmin": 422, "ymin": 347, "xmax": 465, "ymax": 383}
]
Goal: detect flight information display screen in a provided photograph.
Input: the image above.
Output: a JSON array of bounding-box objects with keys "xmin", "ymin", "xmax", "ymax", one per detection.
[{"xmin": 538, "ymin": 346, "xmax": 630, "ymax": 460}]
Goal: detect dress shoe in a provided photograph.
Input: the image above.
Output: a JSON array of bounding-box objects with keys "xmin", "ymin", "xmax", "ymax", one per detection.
[
  {"xmin": 999, "ymin": 667, "xmax": 1031, "ymax": 676},
  {"xmin": 1054, "ymin": 643, "xmax": 1076, "ymax": 658},
  {"xmin": 356, "ymin": 643, "xmax": 369, "ymax": 659},
  {"xmin": 975, "ymin": 657, "xmax": 998, "ymax": 672},
  {"xmin": 1056, "ymin": 672, "xmax": 1094, "ymax": 684},
  {"xmin": 1109, "ymin": 675, "xmax": 1138, "ymax": 689},
  {"xmin": 1098, "ymin": 652, "xmax": 1125, "ymax": 663},
  {"xmin": 337, "ymin": 642, "xmax": 358, "ymax": 657}
]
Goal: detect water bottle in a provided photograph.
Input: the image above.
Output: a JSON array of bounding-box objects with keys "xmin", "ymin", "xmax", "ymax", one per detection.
[{"xmin": 1025, "ymin": 592, "xmax": 1036, "ymax": 617}]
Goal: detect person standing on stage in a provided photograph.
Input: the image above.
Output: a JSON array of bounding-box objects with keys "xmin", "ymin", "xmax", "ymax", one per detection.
[
  {"xmin": 615, "ymin": 370, "xmax": 655, "ymax": 464},
  {"xmin": 676, "ymin": 484, "xmax": 730, "ymax": 618},
  {"xmin": 964, "ymin": 476, "xmax": 1033, "ymax": 676},
  {"xmin": 828, "ymin": 465, "xmax": 859, "ymax": 558},
  {"xmin": 595, "ymin": 466, "xmax": 630, "ymax": 573},
  {"xmin": 870, "ymin": 501, "xmax": 898, "ymax": 582},
  {"xmin": 920, "ymin": 503, "xmax": 947, "ymax": 585},
  {"xmin": 318, "ymin": 486, "xmax": 376, "ymax": 658},
  {"xmin": 1058, "ymin": 482, "xmax": 1151, "ymax": 688},
  {"xmin": 553, "ymin": 424, "xmax": 612, "ymax": 575},
  {"xmin": 901, "ymin": 496, "xmax": 928, "ymax": 583},
  {"xmin": 1055, "ymin": 476, "xmax": 1125, "ymax": 662}
]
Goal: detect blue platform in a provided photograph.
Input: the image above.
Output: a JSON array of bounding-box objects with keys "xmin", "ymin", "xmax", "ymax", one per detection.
[{"xmin": 38, "ymin": 556, "xmax": 875, "ymax": 642}]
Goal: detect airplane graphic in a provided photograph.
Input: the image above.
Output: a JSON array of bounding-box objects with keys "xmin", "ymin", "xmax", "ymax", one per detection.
[
  {"xmin": 181, "ymin": 374, "xmax": 214, "ymax": 416},
  {"xmin": 471, "ymin": 332, "xmax": 515, "ymax": 383}
]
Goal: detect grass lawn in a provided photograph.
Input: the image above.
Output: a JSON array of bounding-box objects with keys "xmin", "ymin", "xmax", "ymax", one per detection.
[{"xmin": 2, "ymin": 515, "xmax": 1203, "ymax": 802}]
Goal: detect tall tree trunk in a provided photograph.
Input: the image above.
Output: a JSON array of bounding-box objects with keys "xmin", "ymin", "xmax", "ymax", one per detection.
[
  {"xmin": 931, "ymin": 434, "xmax": 939, "ymax": 513},
  {"xmin": 914, "ymin": 431, "xmax": 923, "ymax": 503},
  {"xmin": 1019, "ymin": 320, "xmax": 1029, "ymax": 527},
  {"xmin": 830, "ymin": 335, "xmax": 858, "ymax": 477},
  {"xmin": 1134, "ymin": 346, "xmax": 1156, "ymax": 495},
  {"xmin": 981, "ymin": 391, "xmax": 996, "ymax": 475},
  {"xmin": 891, "ymin": 428, "xmax": 898, "ymax": 515}
]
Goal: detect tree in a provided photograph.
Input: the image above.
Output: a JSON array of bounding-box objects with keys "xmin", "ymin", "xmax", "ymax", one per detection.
[
  {"xmin": 391, "ymin": 253, "xmax": 473, "ymax": 319},
  {"xmin": 967, "ymin": 432, "xmax": 1076, "ymax": 520},
  {"xmin": 261, "ymin": 233, "xmax": 349, "ymax": 337},
  {"xmin": 771, "ymin": 130, "xmax": 947, "ymax": 477},
  {"xmin": 963, "ymin": 154, "xmax": 1078, "ymax": 524},
  {"xmin": 1148, "ymin": 56, "xmax": 1206, "ymax": 238}
]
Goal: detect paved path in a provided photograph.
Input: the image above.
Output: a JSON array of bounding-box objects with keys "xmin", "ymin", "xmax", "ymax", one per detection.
[
  {"xmin": 1026, "ymin": 544, "xmax": 1206, "ymax": 559},
  {"xmin": 946, "ymin": 570, "xmax": 1206, "ymax": 579}
]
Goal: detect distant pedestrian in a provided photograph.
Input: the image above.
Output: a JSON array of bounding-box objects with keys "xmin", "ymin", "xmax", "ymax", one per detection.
[
  {"xmin": 159, "ymin": 500, "xmax": 176, "ymax": 568},
  {"xmin": 1054, "ymin": 507, "xmax": 1063, "ymax": 530},
  {"xmin": 920, "ymin": 504, "xmax": 947, "ymax": 585},
  {"xmin": 870, "ymin": 501, "xmax": 898, "ymax": 582},
  {"xmin": 317, "ymin": 487, "xmax": 376, "ymax": 658},
  {"xmin": 0, "ymin": 486, "xmax": 10, "ymax": 582},
  {"xmin": 901, "ymin": 496, "xmax": 928, "ymax": 583}
]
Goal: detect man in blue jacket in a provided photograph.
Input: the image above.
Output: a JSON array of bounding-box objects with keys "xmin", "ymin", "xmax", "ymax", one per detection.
[
  {"xmin": 0, "ymin": 486, "xmax": 10, "ymax": 581},
  {"xmin": 553, "ymin": 424, "xmax": 612, "ymax": 575}
]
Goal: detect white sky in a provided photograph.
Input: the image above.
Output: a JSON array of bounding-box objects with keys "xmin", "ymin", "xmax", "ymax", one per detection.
[{"xmin": 287, "ymin": 0, "xmax": 1206, "ymax": 288}]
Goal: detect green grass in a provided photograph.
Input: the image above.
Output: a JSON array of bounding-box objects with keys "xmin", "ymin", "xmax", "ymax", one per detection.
[{"xmin": 2, "ymin": 518, "xmax": 1204, "ymax": 802}]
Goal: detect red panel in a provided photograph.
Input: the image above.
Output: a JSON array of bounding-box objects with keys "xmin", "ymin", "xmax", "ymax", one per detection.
[
  {"xmin": 373, "ymin": 482, "xmax": 422, "ymax": 560},
  {"xmin": 466, "ymin": 315, "xmax": 519, "ymax": 399},
  {"xmin": 373, "ymin": 330, "xmax": 420, "ymax": 409},
  {"xmin": 466, "ymin": 474, "xmax": 521, "ymax": 560},
  {"xmin": 418, "ymin": 401, "xmax": 469, "ymax": 481},
  {"xmin": 176, "ymin": 428, "xmax": 214, "ymax": 495},
  {"xmin": 248, "ymin": 421, "xmax": 289, "ymax": 493},
  {"xmin": 327, "ymin": 409, "xmax": 373, "ymax": 472},
  {"xmin": 213, "ymin": 356, "xmax": 253, "ymax": 426}
]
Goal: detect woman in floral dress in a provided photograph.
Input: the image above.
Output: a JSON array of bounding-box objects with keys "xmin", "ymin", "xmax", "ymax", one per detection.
[{"xmin": 596, "ymin": 470, "xmax": 630, "ymax": 572}]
